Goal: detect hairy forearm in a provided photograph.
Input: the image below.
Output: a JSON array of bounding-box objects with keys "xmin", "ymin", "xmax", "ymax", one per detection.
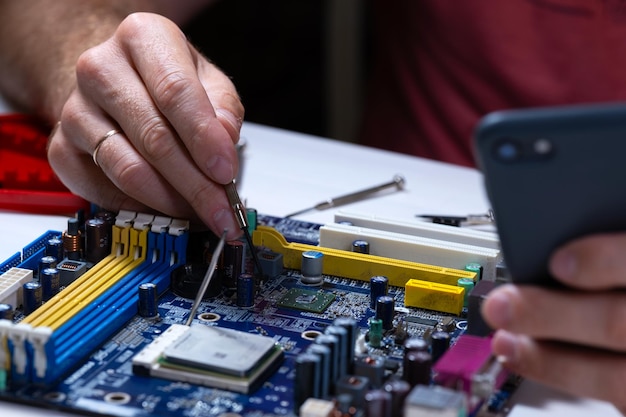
[{"xmin": 0, "ymin": 0, "xmax": 211, "ymax": 123}]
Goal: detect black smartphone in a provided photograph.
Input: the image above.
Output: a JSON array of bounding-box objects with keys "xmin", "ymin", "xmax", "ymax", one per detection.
[{"xmin": 473, "ymin": 102, "xmax": 626, "ymax": 286}]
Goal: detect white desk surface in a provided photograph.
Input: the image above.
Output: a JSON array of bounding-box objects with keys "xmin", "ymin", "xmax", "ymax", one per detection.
[{"xmin": 0, "ymin": 122, "xmax": 622, "ymax": 417}]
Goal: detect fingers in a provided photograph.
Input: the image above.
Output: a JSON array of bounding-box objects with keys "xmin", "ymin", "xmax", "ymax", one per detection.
[
  {"xmin": 549, "ymin": 232, "xmax": 626, "ymax": 290},
  {"xmin": 114, "ymin": 13, "xmax": 240, "ymax": 185},
  {"xmin": 49, "ymin": 12, "xmax": 245, "ymax": 239},
  {"xmin": 482, "ymin": 284, "xmax": 626, "ymax": 351},
  {"xmin": 491, "ymin": 331, "xmax": 626, "ymax": 408}
]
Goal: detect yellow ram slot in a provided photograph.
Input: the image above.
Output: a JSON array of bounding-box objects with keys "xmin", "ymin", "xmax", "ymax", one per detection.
[
  {"xmin": 24, "ymin": 224, "xmax": 131, "ymax": 326},
  {"xmin": 25, "ymin": 226, "xmax": 148, "ymax": 330},
  {"xmin": 252, "ymin": 226, "xmax": 476, "ymax": 287},
  {"xmin": 404, "ymin": 279, "xmax": 465, "ymax": 315}
]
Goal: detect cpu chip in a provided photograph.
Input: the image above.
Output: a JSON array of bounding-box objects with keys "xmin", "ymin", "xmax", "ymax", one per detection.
[{"xmin": 132, "ymin": 324, "xmax": 284, "ymax": 393}]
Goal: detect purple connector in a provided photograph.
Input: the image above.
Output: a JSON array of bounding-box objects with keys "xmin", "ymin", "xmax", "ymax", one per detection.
[{"xmin": 432, "ymin": 334, "xmax": 508, "ymax": 398}]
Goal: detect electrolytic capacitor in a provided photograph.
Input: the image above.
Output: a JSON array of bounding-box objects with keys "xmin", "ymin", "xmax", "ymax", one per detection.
[
  {"xmin": 363, "ymin": 389, "xmax": 392, "ymax": 417},
  {"xmin": 294, "ymin": 353, "xmax": 322, "ymax": 411},
  {"xmin": 465, "ymin": 262, "xmax": 483, "ymax": 280},
  {"xmin": 236, "ymin": 273, "xmax": 255, "ymax": 307},
  {"xmin": 307, "ymin": 343, "xmax": 331, "ymax": 399},
  {"xmin": 403, "ymin": 350, "xmax": 432, "ymax": 387},
  {"xmin": 370, "ymin": 275, "xmax": 388, "ymax": 309},
  {"xmin": 404, "ymin": 337, "xmax": 429, "ymax": 354},
  {"xmin": 457, "ymin": 277, "xmax": 475, "ymax": 307},
  {"xmin": 138, "ymin": 282, "xmax": 159, "ymax": 318},
  {"xmin": 375, "ymin": 295, "xmax": 395, "ymax": 330},
  {"xmin": 222, "ymin": 240, "xmax": 244, "ymax": 289},
  {"xmin": 0, "ymin": 303, "xmax": 14, "ymax": 320},
  {"xmin": 38, "ymin": 255, "xmax": 57, "ymax": 276},
  {"xmin": 431, "ymin": 330, "xmax": 451, "ymax": 363},
  {"xmin": 23, "ymin": 281, "xmax": 43, "ymax": 315},
  {"xmin": 45, "ymin": 237, "xmax": 63, "ymax": 262},
  {"xmin": 40, "ymin": 267, "xmax": 60, "ymax": 301},
  {"xmin": 352, "ymin": 239, "xmax": 370, "ymax": 254},
  {"xmin": 403, "ymin": 337, "xmax": 429, "ymax": 375},
  {"xmin": 85, "ymin": 217, "xmax": 110, "ymax": 263},
  {"xmin": 314, "ymin": 334, "xmax": 340, "ymax": 386},
  {"xmin": 333, "ymin": 317, "xmax": 357, "ymax": 372},
  {"xmin": 383, "ymin": 379, "xmax": 412, "ymax": 416},
  {"xmin": 301, "ymin": 250, "xmax": 324, "ymax": 285},
  {"xmin": 325, "ymin": 325, "xmax": 349, "ymax": 378},
  {"xmin": 363, "ymin": 389, "xmax": 394, "ymax": 417}
]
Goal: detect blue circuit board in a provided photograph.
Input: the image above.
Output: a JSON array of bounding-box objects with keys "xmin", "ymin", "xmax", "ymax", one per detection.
[{"xmin": 0, "ymin": 213, "xmax": 517, "ymax": 417}]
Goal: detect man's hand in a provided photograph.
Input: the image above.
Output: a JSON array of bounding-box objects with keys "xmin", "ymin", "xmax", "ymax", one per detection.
[
  {"xmin": 482, "ymin": 232, "xmax": 626, "ymax": 409},
  {"xmin": 47, "ymin": 13, "xmax": 244, "ymax": 239}
]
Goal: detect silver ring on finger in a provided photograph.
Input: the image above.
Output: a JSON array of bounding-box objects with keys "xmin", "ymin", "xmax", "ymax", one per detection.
[{"xmin": 92, "ymin": 129, "xmax": 120, "ymax": 167}]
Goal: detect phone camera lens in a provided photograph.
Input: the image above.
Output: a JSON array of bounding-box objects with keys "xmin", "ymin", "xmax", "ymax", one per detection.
[
  {"xmin": 493, "ymin": 139, "xmax": 520, "ymax": 162},
  {"xmin": 533, "ymin": 138, "xmax": 553, "ymax": 155}
]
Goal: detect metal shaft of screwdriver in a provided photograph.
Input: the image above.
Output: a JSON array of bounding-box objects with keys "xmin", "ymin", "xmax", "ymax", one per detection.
[
  {"xmin": 285, "ymin": 174, "xmax": 406, "ymax": 218},
  {"xmin": 185, "ymin": 229, "xmax": 227, "ymax": 326},
  {"xmin": 224, "ymin": 181, "xmax": 264, "ymax": 277}
]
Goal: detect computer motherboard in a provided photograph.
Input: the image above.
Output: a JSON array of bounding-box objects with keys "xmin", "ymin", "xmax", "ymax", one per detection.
[{"xmin": 0, "ymin": 209, "xmax": 517, "ymax": 417}]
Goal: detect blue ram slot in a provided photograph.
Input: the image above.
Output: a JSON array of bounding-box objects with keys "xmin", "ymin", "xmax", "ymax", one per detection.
[
  {"xmin": 38, "ymin": 230, "xmax": 160, "ymax": 383},
  {"xmin": 34, "ymin": 230, "xmax": 187, "ymax": 384}
]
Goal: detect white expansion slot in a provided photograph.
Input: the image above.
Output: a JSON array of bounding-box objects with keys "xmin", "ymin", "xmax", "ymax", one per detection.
[
  {"xmin": 334, "ymin": 210, "xmax": 500, "ymax": 250},
  {"xmin": 319, "ymin": 222, "xmax": 501, "ymax": 281}
]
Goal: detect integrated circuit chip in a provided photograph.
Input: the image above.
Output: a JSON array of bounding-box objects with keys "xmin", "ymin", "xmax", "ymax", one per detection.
[
  {"xmin": 132, "ymin": 324, "xmax": 284, "ymax": 393},
  {"xmin": 277, "ymin": 288, "xmax": 335, "ymax": 313}
]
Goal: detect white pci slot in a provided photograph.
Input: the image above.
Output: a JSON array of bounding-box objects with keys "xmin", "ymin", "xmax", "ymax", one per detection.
[
  {"xmin": 319, "ymin": 222, "xmax": 501, "ymax": 281},
  {"xmin": 334, "ymin": 211, "xmax": 500, "ymax": 250}
]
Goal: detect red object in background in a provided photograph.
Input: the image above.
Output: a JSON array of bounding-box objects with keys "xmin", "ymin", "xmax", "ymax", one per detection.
[{"xmin": 0, "ymin": 114, "xmax": 90, "ymax": 215}]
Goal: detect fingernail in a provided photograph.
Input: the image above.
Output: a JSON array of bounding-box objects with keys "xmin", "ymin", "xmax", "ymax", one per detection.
[
  {"xmin": 492, "ymin": 330, "xmax": 521, "ymax": 364},
  {"xmin": 213, "ymin": 208, "xmax": 239, "ymax": 238},
  {"xmin": 207, "ymin": 155, "xmax": 234, "ymax": 185},
  {"xmin": 482, "ymin": 286, "xmax": 514, "ymax": 328},
  {"xmin": 550, "ymin": 249, "xmax": 577, "ymax": 281}
]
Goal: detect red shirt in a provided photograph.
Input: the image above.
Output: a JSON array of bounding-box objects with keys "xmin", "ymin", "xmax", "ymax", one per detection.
[{"xmin": 360, "ymin": 0, "xmax": 626, "ymax": 166}]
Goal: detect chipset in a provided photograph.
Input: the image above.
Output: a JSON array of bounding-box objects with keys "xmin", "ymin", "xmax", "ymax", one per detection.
[
  {"xmin": 132, "ymin": 324, "xmax": 284, "ymax": 394},
  {"xmin": 277, "ymin": 288, "xmax": 335, "ymax": 313}
]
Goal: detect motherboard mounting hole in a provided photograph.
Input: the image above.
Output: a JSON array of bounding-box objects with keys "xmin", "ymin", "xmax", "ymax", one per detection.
[
  {"xmin": 104, "ymin": 392, "xmax": 131, "ymax": 404},
  {"xmin": 301, "ymin": 330, "xmax": 322, "ymax": 340},
  {"xmin": 43, "ymin": 392, "xmax": 66, "ymax": 402},
  {"xmin": 199, "ymin": 312, "xmax": 220, "ymax": 322}
]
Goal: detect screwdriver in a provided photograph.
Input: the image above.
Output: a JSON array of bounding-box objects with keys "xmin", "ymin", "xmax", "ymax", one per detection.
[
  {"xmin": 224, "ymin": 181, "xmax": 265, "ymax": 278},
  {"xmin": 185, "ymin": 229, "xmax": 227, "ymax": 326},
  {"xmin": 284, "ymin": 175, "xmax": 405, "ymax": 218}
]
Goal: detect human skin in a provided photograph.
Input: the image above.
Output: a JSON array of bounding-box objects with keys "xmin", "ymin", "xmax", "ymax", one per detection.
[
  {"xmin": 0, "ymin": 1, "xmax": 243, "ymax": 240},
  {"xmin": 483, "ymin": 233, "xmax": 626, "ymax": 412}
]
